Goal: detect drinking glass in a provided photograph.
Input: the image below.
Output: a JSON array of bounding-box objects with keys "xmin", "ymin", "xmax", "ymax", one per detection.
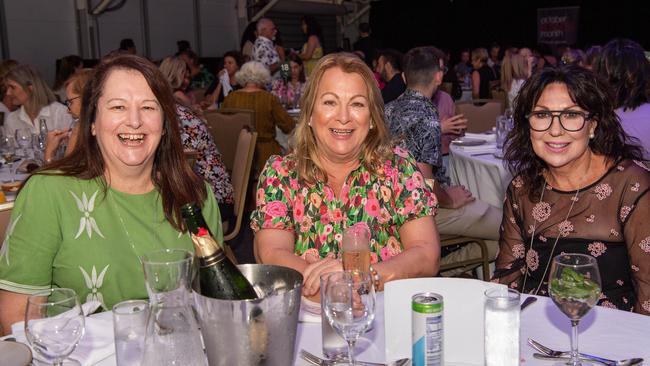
[
  {"xmin": 549, "ymin": 253, "xmax": 601, "ymax": 366},
  {"xmin": 341, "ymin": 225, "xmax": 371, "ymax": 273},
  {"xmin": 15, "ymin": 128, "xmax": 32, "ymax": 157},
  {"xmin": 1, "ymin": 136, "xmax": 17, "ymax": 182},
  {"xmin": 322, "ymin": 271, "xmax": 375, "ymax": 366},
  {"xmin": 113, "ymin": 299, "xmax": 149, "ymax": 366},
  {"xmin": 484, "ymin": 288, "xmax": 520, "ymax": 366},
  {"xmin": 24, "ymin": 288, "xmax": 85, "ymax": 366}
]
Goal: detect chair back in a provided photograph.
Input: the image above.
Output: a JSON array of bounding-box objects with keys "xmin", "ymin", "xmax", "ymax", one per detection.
[
  {"xmin": 203, "ymin": 108, "xmax": 255, "ymax": 172},
  {"xmin": 490, "ymin": 88, "xmax": 508, "ymax": 113},
  {"xmin": 224, "ymin": 128, "xmax": 257, "ymax": 242},
  {"xmin": 455, "ymin": 99, "xmax": 503, "ymax": 133},
  {"xmin": 0, "ymin": 203, "xmax": 13, "ymax": 248}
]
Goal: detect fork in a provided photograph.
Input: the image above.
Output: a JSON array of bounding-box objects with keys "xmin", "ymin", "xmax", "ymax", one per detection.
[
  {"xmin": 299, "ymin": 349, "xmax": 409, "ymax": 366},
  {"xmin": 528, "ymin": 338, "xmax": 642, "ymax": 366}
]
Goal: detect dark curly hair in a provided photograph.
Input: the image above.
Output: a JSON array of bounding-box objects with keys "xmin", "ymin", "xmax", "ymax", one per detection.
[
  {"xmin": 505, "ymin": 65, "xmax": 645, "ymax": 200},
  {"xmin": 593, "ymin": 38, "xmax": 650, "ymax": 111}
]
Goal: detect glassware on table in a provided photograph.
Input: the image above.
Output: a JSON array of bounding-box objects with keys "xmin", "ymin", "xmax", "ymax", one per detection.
[
  {"xmin": 24, "ymin": 288, "xmax": 85, "ymax": 366},
  {"xmin": 15, "ymin": 128, "xmax": 32, "ymax": 158},
  {"xmin": 548, "ymin": 253, "xmax": 602, "ymax": 366},
  {"xmin": 322, "ymin": 271, "xmax": 376, "ymax": 366},
  {"xmin": 112, "ymin": 299, "xmax": 149, "ymax": 366},
  {"xmin": 484, "ymin": 288, "xmax": 520, "ymax": 366},
  {"xmin": 321, "ymin": 272, "xmax": 349, "ymax": 360},
  {"xmin": 1, "ymin": 136, "xmax": 17, "ymax": 182},
  {"xmin": 341, "ymin": 225, "xmax": 371, "ymax": 273},
  {"xmin": 141, "ymin": 249, "xmax": 208, "ymax": 366}
]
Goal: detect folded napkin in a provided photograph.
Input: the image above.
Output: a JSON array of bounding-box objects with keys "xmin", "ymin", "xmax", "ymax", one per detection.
[
  {"xmin": 456, "ymin": 143, "xmax": 498, "ymax": 153},
  {"xmin": 464, "ymin": 132, "xmax": 496, "ymax": 143},
  {"xmin": 300, "ymin": 296, "xmax": 321, "ymax": 323},
  {"xmin": 12, "ymin": 301, "xmax": 114, "ymax": 366},
  {"xmin": 220, "ymin": 70, "xmax": 233, "ymax": 97}
]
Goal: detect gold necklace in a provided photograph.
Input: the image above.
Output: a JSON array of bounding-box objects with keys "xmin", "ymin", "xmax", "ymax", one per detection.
[{"xmin": 522, "ymin": 181, "xmax": 581, "ymax": 295}]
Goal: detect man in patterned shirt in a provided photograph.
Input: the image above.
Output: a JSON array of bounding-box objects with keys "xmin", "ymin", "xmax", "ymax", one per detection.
[
  {"xmin": 253, "ymin": 18, "xmax": 280, "ymax": 75},
  {"xmin": 385, "ymin": 46, "xmax": 502, "ymax": 272}
]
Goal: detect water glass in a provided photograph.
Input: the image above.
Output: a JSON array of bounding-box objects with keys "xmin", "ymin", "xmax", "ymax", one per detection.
[
  {"xmin": 113, "ymin": 300, "xmax": 148, "ymax": 366},
  {"xmin": 342, "ymin": 224, "xmax": 371, "ymax": 273},
  {"xmin": 323, "ymin": 271, "xmax": 375, "ymax": 366},
  {"xmin": 484, "ymin": 288, "xmax": 520, "ymax": 366},
  {"xmin": 24, "ymin": 288, "xmax": 85, "ymax": 366},
  {"xmin": 321, "ymin": 272, "xmax": 349, "ymax": 360},
  {"xmin": 15, "ymin": 128, "xmax": 32, "ymax": 157},
  {"xmin": 496, "ymin": 115, "xmax": 509, "ymax": 150}
]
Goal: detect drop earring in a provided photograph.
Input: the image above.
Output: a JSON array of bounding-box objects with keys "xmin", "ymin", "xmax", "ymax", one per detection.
[{"xmin": 589, "ymin": 132, "xmax": 595, "ymax": 139}]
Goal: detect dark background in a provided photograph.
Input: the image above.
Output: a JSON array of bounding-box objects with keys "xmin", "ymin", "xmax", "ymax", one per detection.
[{"xmin": 368, "ymin": 0, "xmax": 649, "ymax": 61}]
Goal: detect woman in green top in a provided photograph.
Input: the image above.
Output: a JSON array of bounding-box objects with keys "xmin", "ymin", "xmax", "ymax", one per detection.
[{"xmin": 0, "ymin": 55, "xmax": 222, "ymax": 334}]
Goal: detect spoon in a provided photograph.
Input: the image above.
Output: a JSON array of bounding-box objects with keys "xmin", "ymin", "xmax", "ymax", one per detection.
[{"xmin": 533, "ymin": 353, "xmax": 643, "ymax": 366}]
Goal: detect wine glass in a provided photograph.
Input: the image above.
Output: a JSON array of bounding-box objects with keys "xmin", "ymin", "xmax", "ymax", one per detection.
[
  {"xmin": 24, "ymin": 288, "xmax": 85, "ymax": 366},
  {"xmin": 1, "ymin": 136, "xmax": 17, "ymax": 182},
  {"xmin": 548, "ymin": 253, "xmax": 601, "ymax": 366},
  {"xmin": 323, "ymin": 271, "xmax": 375, "ymax": 366},
  {"xmin": 15, "ymin": 128, "xmax": 32, "ymax": 157},
  {"xmin": 342, "ymin": 225, "xmax": 371, "ymax": 273}
]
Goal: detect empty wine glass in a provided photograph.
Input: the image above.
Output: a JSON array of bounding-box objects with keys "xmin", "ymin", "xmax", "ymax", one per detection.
[
  {"xmin": 15, "ymin": 128, "xmax": 32, "ymax": 157},
  {"xmin": 25, "ymin": 288, "xmax": 85, "ymax": 366},
  {"xmin": 549, "ymin": 253, "xmax": 602, "ymax": 366},
  {"xmin": 323, "ymin": 271, "xmax": 375, "ymax": 366},
  {"xmin": 1, "ymin": 136, "xmax": 17, "ymax": 182}
]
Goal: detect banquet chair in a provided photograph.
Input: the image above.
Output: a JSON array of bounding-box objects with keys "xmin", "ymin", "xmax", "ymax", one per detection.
[
  {"xmin": 455, "ymin": 99, "xmax": 503, "ymax": 133},
  {"xmin": 203, "ymin": 108, "xmax": 255, "ymax": 172},
  {"xmin": 490, "ymin": 88, "xmax": 508, "ymax": 113},
  {"xmin": 0, "ymin": 204, "xmax": 13, "ymax": 245},
  {"xmin": 224, "ymin": 128, "xmax": 257, "ymax": 245},
  {"xmin": 439, "ymin": 234, "xmax": 490, "ymax": 280}
]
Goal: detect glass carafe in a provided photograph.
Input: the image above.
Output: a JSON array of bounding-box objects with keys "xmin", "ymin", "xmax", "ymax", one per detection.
[{"xmin": 141, "ymin": 249, "xmax": 208, "ymax": 366}]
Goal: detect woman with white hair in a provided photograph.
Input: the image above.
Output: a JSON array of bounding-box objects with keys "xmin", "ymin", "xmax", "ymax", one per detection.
[
  {"xmin": 221, "ymin": 61, "xmax": 295, "ymax": 172},
  {"xmin": 4, "ymin": 64, "xmax": 74, "ymax": 137}
]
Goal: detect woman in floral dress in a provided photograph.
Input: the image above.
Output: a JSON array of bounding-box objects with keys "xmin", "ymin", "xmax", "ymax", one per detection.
[
  {"xmin": 251, "ymin": 53, "xmax": 440, "ymax": 300},
  {"xmin": 493, "ymin": 65, "xmax": 650, "ymax": 315}
]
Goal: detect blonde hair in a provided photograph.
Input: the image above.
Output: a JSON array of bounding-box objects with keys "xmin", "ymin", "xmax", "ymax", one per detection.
[
  {"xmin": 159, "ymin": 56, "xmax": 187, "ymax": 90},
  {"xmin": 235, "ymin": 61, "xmax": 271, "ymax": 87},
  {"xmin": 5, "ymin": 64, "xmax": 56, "ymax": 112},
  {"xmin": 293, "ymin": 52, "xmax": 393, "ymax": 184},
  {"xmin": 64, "ymin": 68, "xmax": 93, "ymax": 96},
  {"xmin": 500, "ymin": 53, "xmax": 528, "ymax": 92},
  {"xmin": 471, "ymin": 48, "xmax": 489, "ymax": 64}
]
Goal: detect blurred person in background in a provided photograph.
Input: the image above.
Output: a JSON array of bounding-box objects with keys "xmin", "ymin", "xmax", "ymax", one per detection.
[
  {"xmin": 500, "ymin": 52, "xmax": 530, "ymax": 110},
  {"xmin": 240, "ymin": 21, "xmax": 258, "ymax": 62},
  {"xmin": 203, "ymin": 51, "xmax": 243, "ymax": 109},
  {"xmin": 375, "ymin": 49, "xmax": 405, "ymax": 104},
  {"xmin": 296, "ymin": 16, "xmax": 324, "ymax": 77},
  {"xmin": 52, "ymin": 55, "xmax": 83, "ymax": 102},
  {"xmin": 0, "ymin": 60, "xmax": 19, "ymax": 116}
]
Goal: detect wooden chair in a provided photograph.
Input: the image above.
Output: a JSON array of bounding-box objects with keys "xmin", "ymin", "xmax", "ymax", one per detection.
[
  {"xmin": 0, "ymin": 203, "xmax": 13, "ymax": 248},
  {"xmin": 455, "ymin": 99, "xmax": 503, "ymax": 133},
  {"xmin": 224, "ymin": 128, "xmax": 257, "ymax": 243},
  {"xmin": 439, "ymin": 234, "xmax": 490, "ymax": 280},
  {"xmin": 203, "ymin": 108, "xmax": 255, "ymax": 172}
]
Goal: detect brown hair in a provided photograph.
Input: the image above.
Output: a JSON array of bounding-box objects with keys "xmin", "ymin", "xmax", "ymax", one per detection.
[
  {"xmin": 64, "ymin": 68, "xmax": 93, "ymax": 96},
  {"xmin": 33, "ymin": 54, "xmax": 206, "ymax": 231},
  {"xmin": 293, "ymin": 52, "xmax": 393, "ymax": 184}
]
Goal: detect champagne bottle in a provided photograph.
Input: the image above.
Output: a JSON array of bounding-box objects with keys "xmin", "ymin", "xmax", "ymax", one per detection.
[{"xmin": 181, "ymin": 203, "xmax": 258, "ymax": 300}]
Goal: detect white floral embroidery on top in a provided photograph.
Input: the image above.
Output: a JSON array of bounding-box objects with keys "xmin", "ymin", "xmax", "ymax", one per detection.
[
  {"xmin": 643, "ymin": 300, "xmax": 650, "ymax": 313},
  {"xmin": 512, "ymin": 243, "xmax": 525, "ymax": 258},
  {"xmin": 631, "ymin": 182, "xmax": 640, "ymax": 192},
  {"xmin": 594, "ymin": 183, "xmax": 613, "ymax": 200},
  {"xmin": 620, "ymin": 205, "xmax": 632, "ymax": 222},
  {"xmin": 512, "ymin": 176, "xmax": 524, "ymax": 188},
  {"xmin": 0, "ymin": 214, "xmax": 21, "ymax": 265},
  {"xmin": 586, "ymin": 214, "xmax": 595, "ymax": 223},
  {"xmin": 531, "ymin": 201, "xmax": 551, "ymax": 222},
  {"xmin": 588, "ymin": 241, "xmax": 607, "ymax": 257},
  {"xmin": 71, "ymin": 191, "xmax": 105, "ymax": 239},
  {"xmin": 80, "ymin": 265, "xmax": 110, "ymax": 309},
  {"xmin": 610, "ymin": 228, "xmax": 619, "ymax": 237},
  {"xmin": 600, "ymin": 300, "xmax": 617, "ymax": 309},
  {"xmin": 617, "ymin": 165, "xmax": 625, "ymax": 171},
  {"xmin": 558, "ymin": 220, "xmax": 574, "ymax": 237},
  {"xmin": 526, "ymin": 249, "xmax": 539, "ymax": 271},
  {"xmin": 631, "ymin": 264, "xmax": 640, "ymax": 272},
  {"xmin": 639, "ymin": 236, "xmax": 650, "ymax": 253}
]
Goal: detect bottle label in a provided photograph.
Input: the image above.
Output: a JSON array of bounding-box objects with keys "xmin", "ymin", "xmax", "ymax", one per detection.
[{"xmin": 190, "ymin": 227, "xmax": 226, "ymax": 267}]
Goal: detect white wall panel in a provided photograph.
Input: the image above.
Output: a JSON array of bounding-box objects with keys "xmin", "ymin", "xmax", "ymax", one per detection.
[
  {"xmin": 147, "ymin": 0, "xmax": 195, "ymax": 60},
  {"xmin": 95, "ymin": 0, "xmax": 144, "ymax": 57},
  {"xmin": 199, "ymin": 0, "xmax": 239, "ymax": 57}
]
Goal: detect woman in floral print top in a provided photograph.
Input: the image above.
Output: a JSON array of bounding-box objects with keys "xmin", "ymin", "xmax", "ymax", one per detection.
[
  {"xmin": 493, "ymin": 65, "xmax": 650, "ymax": 315},
  {"xmin": 251, "ymin": 54, "xmax": 440, "ymax": 299}
]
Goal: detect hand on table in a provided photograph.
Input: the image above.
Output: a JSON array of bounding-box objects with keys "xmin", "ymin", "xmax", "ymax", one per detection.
[
  {"xmin": 441, "ymin": 114, "xmax": 468, "ymax": 135},
  {"xmin": 445, "ymin": 185, "xmax": 475, "ymax": 209},
  {"xmin": 302, "ymin": 257, "xmax": 343, "ymax": 298}
]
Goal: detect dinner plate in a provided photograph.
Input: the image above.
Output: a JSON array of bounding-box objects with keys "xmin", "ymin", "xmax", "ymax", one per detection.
[
  {"xmin": 0, "ymin": 341, "xmax": 32, "ymax": 366},
  {"xmin": 451, "ymin": 137, "xmax": 486, "ymax": 146}
]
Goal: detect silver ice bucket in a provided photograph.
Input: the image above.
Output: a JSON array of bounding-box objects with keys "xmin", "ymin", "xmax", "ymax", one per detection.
[{"xmin": 193, "ymin": 264, "xmax": 303, "ymax": 365}]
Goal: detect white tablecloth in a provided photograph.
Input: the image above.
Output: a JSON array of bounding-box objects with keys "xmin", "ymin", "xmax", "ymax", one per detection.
[
  {"xmin": 62, "ymin": 288, "xmax": 650, "ymax": 366},
  {"xmin": 448, "ymin": 143, "xmax": 511, "ymax": 208}
]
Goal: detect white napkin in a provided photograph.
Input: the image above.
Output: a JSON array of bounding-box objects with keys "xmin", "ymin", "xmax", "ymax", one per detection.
[
  {"xmin": 12, "ymin": 300, "xmax": 115, "ymax": 365},
  {"xmin": 464, "ymin": 132, "xmax": 496, "ymax": 143},
  {"xmin": 300, "ymin": 296, "xmax": 322, "ymax": 323},
  {"xmin": 220, "ymin": 71, "xmax": 233, "ymax": 97},
  {"xmin": 457, "ymin": 143, "xmax": 498, "ymax": 153}
]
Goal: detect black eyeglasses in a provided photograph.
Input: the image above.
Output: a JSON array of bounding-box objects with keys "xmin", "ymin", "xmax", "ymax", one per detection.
[
  {"xmin": 64, "ymin": 96, "xmax": 81, "ymax": 110},
  {"xmin": 526, "ymin": 110, "xmax": 592, "ymax": 132}
]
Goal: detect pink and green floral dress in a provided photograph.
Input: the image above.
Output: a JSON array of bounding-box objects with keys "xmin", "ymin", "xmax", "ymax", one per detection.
[{"xmin": 250, "ymin": 147, "xmax": 438, "ymax": 263}]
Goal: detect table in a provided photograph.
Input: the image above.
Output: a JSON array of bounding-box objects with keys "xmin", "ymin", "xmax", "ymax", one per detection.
[{"xmin": 448, "ymin": 142, "xmax": 511, "ymax": 208}]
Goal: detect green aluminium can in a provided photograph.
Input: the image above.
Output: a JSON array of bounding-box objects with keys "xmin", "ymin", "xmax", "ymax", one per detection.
[{"xmin": 412, "ymin": 292, "xmax": 443, "ymax": 366}]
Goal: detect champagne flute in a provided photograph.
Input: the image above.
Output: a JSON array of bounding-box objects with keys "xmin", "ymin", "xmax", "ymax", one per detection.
[
  {"xmin": 323, "ymin": 271, "xmax": 375, "ymax": 366},
  {"xmin": 548, "ymin": 254, "xmax": 601, "ymax": 366},
  {"xmin": 342, "ymin": 225, "xmax": 371, "ymax": 273},
  {"xmin": 1, "ymin": 136, "xmax": 17, "ymax": 182},
  {"xmin": 25, "ymin": 288, "xmax": 85, "ymax": 366}
]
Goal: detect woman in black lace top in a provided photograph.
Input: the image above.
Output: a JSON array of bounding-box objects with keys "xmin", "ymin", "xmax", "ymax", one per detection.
[{"xmin": 493, "ymin": 65, "xmax": 650, "ymax": 316}]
